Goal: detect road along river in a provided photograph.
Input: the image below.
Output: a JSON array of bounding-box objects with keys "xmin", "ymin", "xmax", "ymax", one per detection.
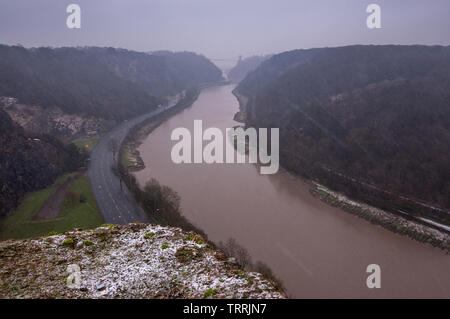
[
  {"xmin": 88, "ymin": 94, "xmax": 182, "ymax": 225},
  {"xmin": 134, "ymin": 85, "xmax": 450, "ymax": 298}
]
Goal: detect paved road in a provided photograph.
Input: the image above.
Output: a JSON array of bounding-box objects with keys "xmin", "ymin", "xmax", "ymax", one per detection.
[{"xmin": 88, "ymin": 95, "xmax": 181, "ymax": 224}]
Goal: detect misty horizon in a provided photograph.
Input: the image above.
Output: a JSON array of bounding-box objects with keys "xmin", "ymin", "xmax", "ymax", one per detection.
[{"xmin": 1, "ymin": 0, "xmax": 450, "ymax": 69}]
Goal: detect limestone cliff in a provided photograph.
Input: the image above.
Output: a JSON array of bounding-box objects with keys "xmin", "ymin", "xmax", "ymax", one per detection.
[{"xmin": 0, "ymin": 223, "xmax": 284, "ymax": 299}]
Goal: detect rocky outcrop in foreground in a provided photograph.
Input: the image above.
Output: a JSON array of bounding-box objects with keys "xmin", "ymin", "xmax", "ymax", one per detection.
[{"xmin": 0, "ymin": 224, "xmax": 284, "ymax": 299}]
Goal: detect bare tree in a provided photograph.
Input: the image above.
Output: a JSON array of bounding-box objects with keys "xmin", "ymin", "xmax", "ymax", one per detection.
[{"xmin": 218, "ymin": 238, "xmax": 252, "ymax": 269}]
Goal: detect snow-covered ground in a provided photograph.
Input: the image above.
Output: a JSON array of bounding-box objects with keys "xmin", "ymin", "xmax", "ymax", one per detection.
[{"xmin": 0, "ymin": 224, "xmax": 284, "ymax": 299}]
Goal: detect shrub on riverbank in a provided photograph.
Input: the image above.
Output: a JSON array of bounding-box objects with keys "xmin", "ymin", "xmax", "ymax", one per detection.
[
  {"xmin": 117, "ymin": 163, "xmax": 208, "ymax": 239},
  {"xmin": 217, "ymin": 238, "xmax": 286, "ymax": 293}
]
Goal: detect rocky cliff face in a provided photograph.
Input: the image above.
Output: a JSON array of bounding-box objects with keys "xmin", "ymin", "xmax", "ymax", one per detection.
[
  {"xmin": 0, "ymin": 223, "xmax": 284, "ymax": 299},
  {"xmin": 227, "ymin": 55, "xmax": 272, "ymax": 83},
  {"xmin": 2, "ymin": 101, "xmax": 115, "ymax": 139}
]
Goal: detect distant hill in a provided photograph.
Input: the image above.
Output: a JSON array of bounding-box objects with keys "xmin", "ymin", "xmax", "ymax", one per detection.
[
  {"xmin": 0, "ymin": 109, "xmax": 85, "ymax": 218},
  {"xmin": 152, "ymin": 50, "xmax": 225, "ymax": 89},
  {"xmin": 0, "ymin": 45, "xmax": 224, "ymax": 120},
  {"xmin": 227, "ymin": 55, "xmax": 272, "ymax": 83},
  {"xmin": 234, "ymin": 45, "xmax": 450, "ymax": 222},
  {"xmin": 0, "ymin": 45, "xmax": 224, "ymax": 217}
]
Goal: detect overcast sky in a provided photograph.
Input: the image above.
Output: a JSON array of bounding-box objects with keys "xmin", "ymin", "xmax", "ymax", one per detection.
[{"xmin": 1, "ymin": 0, "xmax": 449, "ymax": 68}]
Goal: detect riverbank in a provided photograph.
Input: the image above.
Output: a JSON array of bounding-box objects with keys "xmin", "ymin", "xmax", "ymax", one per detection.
[
  {"xmin": 121, "ymin": 82, "xmax": 231, "ymax": 172},
  {"xmin": 230, "ymin": 124, "xmax": 450, "ymax": 251},
  {"xmin": 310, "ymin": 182, "xmax": 449, "ymax": 252},
  {"xmin": 232, "ymin": 90, "xmax": 450, "ymax": 252},
  {"xmin": 120, "ymin": 89, "xmax": 201, "ymax": 173}
]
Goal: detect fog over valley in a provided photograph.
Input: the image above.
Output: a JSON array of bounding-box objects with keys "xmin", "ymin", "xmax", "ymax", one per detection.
[{"xmin": 1, "ymin": 0, "xmax": 450, "ymax": 66}]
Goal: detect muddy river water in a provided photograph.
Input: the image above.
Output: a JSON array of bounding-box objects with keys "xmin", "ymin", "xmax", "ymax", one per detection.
[{"xmin": 134, "ymin": 85, "xmax": 450, "ymax": 298}]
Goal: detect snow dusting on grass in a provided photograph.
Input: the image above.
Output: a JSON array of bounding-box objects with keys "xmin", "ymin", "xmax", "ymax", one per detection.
[{"xmin": 0, "ymin": 223, "xmax": 284, "ymax": 299}]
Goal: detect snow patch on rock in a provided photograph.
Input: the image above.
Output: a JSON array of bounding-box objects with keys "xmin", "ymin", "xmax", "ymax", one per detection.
[{"xmin": 0, "ymin": 224, "xmax": 284, "ymax": 299}]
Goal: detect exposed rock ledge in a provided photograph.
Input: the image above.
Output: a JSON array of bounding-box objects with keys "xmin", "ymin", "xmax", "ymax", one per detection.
[
  {"xmin": 0, "ymin": 224, "xmax": 284, "ymax": 299},
  {"xmin": 1, "ymin": 100, "xmax": 115, "ymax": 139}
]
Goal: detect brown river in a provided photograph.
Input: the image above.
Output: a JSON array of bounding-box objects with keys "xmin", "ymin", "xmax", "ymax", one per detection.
[{"xmin": 135, "ymin": 85, "xmax": 450, "ymax": 298}]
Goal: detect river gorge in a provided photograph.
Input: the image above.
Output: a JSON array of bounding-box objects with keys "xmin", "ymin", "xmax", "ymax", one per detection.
[{"xmin": 134, "ymin": 85, "xmax": 450, "ymax": 298}]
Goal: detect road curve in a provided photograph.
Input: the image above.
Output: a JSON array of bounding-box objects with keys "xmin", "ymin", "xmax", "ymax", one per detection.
[{"xmin": 88, "ymin": 96, "xmax": 181, "ymax": 224}]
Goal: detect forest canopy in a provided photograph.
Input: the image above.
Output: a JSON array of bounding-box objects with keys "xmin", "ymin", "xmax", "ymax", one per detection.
[
  {"xmin": 0, "ymin": 45, "xmax": 224, "ymax": 120},
  {"xmin": 234, "ymin": 45, "xmax": 450, "ymax": 218}
]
